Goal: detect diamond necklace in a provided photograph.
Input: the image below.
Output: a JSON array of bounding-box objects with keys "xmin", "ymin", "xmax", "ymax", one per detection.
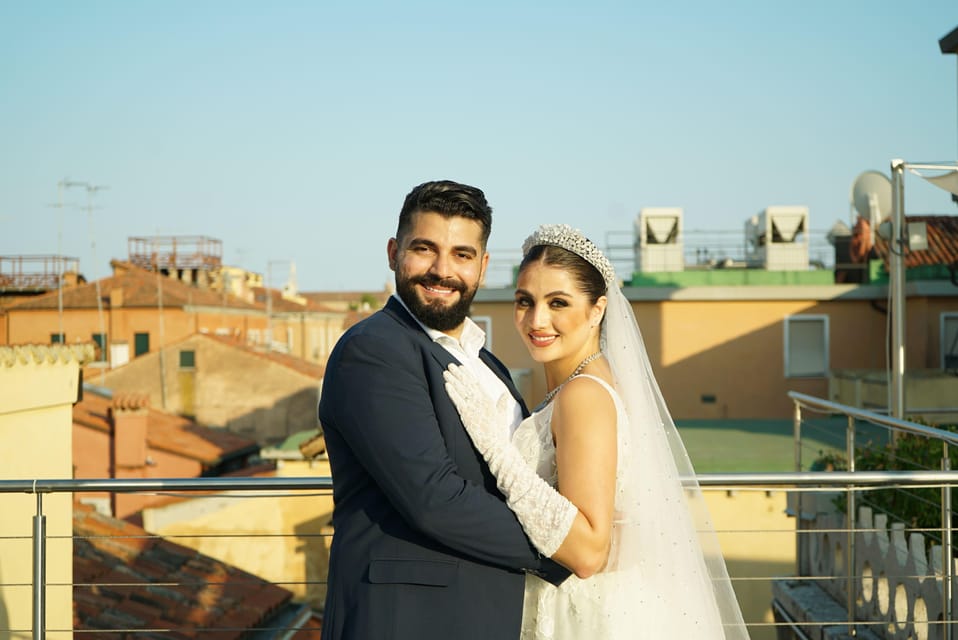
[{"xmin": 540, "ymin": 351, "xmax": 603, "ymax": 407}]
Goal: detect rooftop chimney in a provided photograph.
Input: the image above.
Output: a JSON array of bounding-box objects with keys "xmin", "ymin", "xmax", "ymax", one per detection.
[{"xmin": 110, "ymin": 393, "xmax": 149, "ymax": 474}]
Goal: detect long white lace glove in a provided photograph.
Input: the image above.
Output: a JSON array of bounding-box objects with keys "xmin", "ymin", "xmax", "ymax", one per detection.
[{"xmin": 443, "ymin": 363, "xmax": 577, "ymax": 557}]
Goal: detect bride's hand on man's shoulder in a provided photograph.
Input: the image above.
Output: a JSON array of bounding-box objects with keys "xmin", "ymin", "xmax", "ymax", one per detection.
[{"xmin": 443, "ymin": 363, "xmax": 509, "ymax": 451}]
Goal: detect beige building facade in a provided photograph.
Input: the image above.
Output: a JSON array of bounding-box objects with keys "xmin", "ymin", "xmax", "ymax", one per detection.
[
  {"xmin": 0, "ymin": 344, "xmax": 91, "ymax": 638},
  {"xmin": 142, "ymin": 458, "xmax": 334, "ymax": 611},
  {"xmin": 98, "ymin": 333, "xmax": 324, "ymax": 444},
  {"xmin": 473, "ymin": 280, "xmax": 958, "ymax": 420}
]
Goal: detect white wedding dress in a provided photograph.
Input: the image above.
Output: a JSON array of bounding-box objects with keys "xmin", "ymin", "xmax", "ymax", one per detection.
[{"xmin": 513, "ymin": 374, "xmax": 732, "ymax": 639}]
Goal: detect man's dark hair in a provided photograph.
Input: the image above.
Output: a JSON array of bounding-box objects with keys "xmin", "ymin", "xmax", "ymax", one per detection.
[{"xmin": 397, "ymin": 180, "xmax": 493, "ymax": 246}]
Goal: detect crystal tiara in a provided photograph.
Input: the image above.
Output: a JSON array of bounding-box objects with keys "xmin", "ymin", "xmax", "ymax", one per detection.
[{"xmin": 521, "ymin": 223, "xmax": 617, "ymax": 285}]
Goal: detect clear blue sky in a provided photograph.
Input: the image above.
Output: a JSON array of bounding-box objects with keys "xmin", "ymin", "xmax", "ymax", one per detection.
[{"xmin": 2, "ymin": 2, "xmax": 957, "ymax": 291}]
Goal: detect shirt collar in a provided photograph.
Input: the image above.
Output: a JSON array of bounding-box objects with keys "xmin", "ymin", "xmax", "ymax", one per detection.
[{"xmin": 391, "ymin": 292, "xmax": 487, "ymax": 357}]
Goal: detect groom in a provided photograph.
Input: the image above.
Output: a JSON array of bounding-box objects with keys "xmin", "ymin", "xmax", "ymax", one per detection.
[{"xmin": 318, "ymin": 180, "xmax": 568, "ymax": 639}]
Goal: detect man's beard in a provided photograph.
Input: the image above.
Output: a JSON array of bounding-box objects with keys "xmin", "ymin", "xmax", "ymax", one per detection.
[{"xmin": 396, "ymin": 272, "xmax": 478, "ymax": 332}]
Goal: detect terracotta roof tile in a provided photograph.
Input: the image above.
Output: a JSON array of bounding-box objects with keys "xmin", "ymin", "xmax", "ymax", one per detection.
[
  {"xmin": 342, "ymin": 308, "xmax": 376, "ymax": 330},
  {"xmin": 300, "ymin": 290, "xmax": 389, "ymax": 306},
  {"xmin": 250, "ymin": 286, "xmax": 339, "ymax": 313},
  {"xmin": 74, "ymin": 389, "xmax": 258, "ymax": 466},
  {"xmin": 5, "ymin": 262, "xmax": 263, "ymax": 311},
  {"xmin": 74, "ymin": 504, "xmax": 301, "ymax": 636},
  {"xmin": 873, "ymin": 215, "xmax": 958, "ymax": 268},
  {"xmin": 112, "ymin": 392, "xmax": 149, "ymax": 411},
  {"xmin": 200, "ymin": 333, "xmax": 325, "ymax": 379}
]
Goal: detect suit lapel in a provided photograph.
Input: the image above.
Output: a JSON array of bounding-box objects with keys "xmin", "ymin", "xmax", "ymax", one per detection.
[
  {"xmin": 478, "ymin": 350, "xmax": 529, "ymax": 417},
  {"xmin": 384, "ymin": 296, "xmax": 528, "ymax": 415}
]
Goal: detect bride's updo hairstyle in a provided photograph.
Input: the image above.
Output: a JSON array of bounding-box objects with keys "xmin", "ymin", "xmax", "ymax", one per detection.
[{"xmin": 519, "ymin": 244, "xmax": 607, "ymax": 306}]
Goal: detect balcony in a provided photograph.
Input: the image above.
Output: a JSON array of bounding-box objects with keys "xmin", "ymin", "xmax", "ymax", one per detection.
[{"xmin": 2, "ymin": 394, "xmax": 958, "ymax": 639}]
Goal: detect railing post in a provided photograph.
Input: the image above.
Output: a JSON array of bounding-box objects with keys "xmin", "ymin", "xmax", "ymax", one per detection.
[
  {"xmin": 846, "ymin": 415, "xmax": 857, "ymax": 637},
  {"xmin": 943, "ymin": 444, "xmax": 953, "ymax": 640},
  {"xmin": 32, "ymin": 491, "xmax": 46, "ymax": 640},
  {"xmin": 794, "ymin": 402, "xmax": 803, "ymax": 473},
  {"xmin": 794, "ymin": 400, "xmax": 804, "ymax": 574}
]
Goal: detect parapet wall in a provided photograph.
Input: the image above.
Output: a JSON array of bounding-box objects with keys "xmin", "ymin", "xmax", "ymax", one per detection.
[{"xmin": 802, "ymin": 499, "xmax": 950, "ymax": 640}]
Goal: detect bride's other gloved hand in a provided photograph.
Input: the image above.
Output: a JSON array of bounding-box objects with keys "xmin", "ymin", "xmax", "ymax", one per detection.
[{"xmin": 444, "ymin": 363, "xmax": 577, "ymax": 557}]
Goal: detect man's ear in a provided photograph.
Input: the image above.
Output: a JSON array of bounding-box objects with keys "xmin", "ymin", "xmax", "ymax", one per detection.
[
  {"xmin": 387, "ymin": 238, "xmax": 398, "ymax": 272},
  {"xmin": 478, "ymin": 251, "xmax": 490, "ymax": 286}
]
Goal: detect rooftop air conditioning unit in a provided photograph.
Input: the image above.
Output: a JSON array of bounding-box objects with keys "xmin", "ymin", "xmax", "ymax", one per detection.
[
  {"xmin": 744, "ymin": 206, "xmax": 809, "ymax": 271},
  {"xmin": 634, "ymin": 207, "xmax": 683, "ymax": 272}
]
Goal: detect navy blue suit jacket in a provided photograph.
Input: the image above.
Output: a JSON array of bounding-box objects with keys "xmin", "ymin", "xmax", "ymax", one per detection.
[{"xmin": 318, "ymin": 297, "xmax": 568, "ymax": 639}]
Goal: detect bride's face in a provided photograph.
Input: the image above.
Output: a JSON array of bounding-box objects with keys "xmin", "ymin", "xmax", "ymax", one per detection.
[{"xmin": 513, "ymin": 262, "xmax": 606, "ymax": 366}]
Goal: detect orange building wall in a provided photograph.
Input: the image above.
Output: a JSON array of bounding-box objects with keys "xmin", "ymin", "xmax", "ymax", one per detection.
[
  {"xmin": 73, "ymin": 425, "xmax": 113, "ymax": 478},
  {"xmin": 473, "ymin": 291, "xmax": 950, "ymax": 420},
  {"xmin": 912, "ymin": 297, "xmax": 958, "ymax": 369},
  {"xmin": 2, "ymin": 304, "xmax": 269, "ymax": 362},
  {"xmin": 650, "ymin": 298, "xmax": 881, "ymax": 419},
  {"xmin": 73, "ymin": 421, "xmax": 204, "ymax": 519},
  {"xmin": 7, "ymin": 308, "xmax": 104, "ymax": 346},
  {"xmin": 2, "ymin": 300, "xmax": 346, "ymax": 371}
]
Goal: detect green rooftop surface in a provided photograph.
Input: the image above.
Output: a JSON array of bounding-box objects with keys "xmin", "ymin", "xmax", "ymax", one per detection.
[
  {"xmin": 274, "ymin": 428, "xmax": 321, "ymax": 452},
  {"xmin": 289, "ymin": 420, "xmax": 894, "ymax": 473},
  {"xmin": 628, "ymin": 270, "xmax": 835, "ymax": 287},
  {"xmin": 625, "ymin": 260, "xmax": 955, "ymax": 288},
  {"xmin": 676, "ymin": 417, "xmax": 892, "ymax": 473}
]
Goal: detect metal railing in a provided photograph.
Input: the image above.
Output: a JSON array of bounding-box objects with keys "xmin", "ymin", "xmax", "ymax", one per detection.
[
  {"xmin": 3, "ymin": 392, "xmax": 958, "ymax": 638},
  {"xmin": 3, "ymin": 473, "xmax": 958, "ymax": 639},
  {"xmin": 789, "ymin": 390, "xmax": 958, "ymax": 640},
  {"xmin": 0, "ymin": 477, "xmax": 336, "ymax": 639}
]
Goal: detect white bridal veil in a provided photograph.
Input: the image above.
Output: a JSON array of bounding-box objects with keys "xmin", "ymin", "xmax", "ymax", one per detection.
[{"xmin": 600, "ymin": 282, "xmax": 749, "ymax": 639}]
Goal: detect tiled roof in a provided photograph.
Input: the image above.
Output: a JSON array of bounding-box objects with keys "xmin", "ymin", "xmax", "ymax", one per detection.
[
  {"xmin": 250, "ymin": 286, "xmax": 339, "ymax": 313},
  {"xmin": 4, "ymin": 261, "xmax": 263, "ymax": 311},
  {"xmin": 342, "ymin": 308, "xmax": 376, "ymax": 331},
  {"xmin": 75, "ymin": 388, "xmax": 258, "ymax": 466},
  {"xmin": 73, "ymin": 503, "xmax": 306, "ymax": 637},
  {"xmin": 200, "ymin": 333, "xmax": 325, "ymax": 379},
  {"xmin": 300, "ymin": 290, "xmax": 389, "ymax": 306},
  {"xmin": 873, "ymin": 215, "xmax": 958, "ymax": 268},
  {"xmin": 0, "ymin": 293, "xmax": 42, "ymax": 310}
]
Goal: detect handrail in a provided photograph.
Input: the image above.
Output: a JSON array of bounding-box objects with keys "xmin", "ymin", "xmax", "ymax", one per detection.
[
  {"xmin": 4, "ymin": 471, "xmax": 958, "ymax": 496},
  {"xmin": 0, "ymin": 476, "xmax": 334, "ymax": 494},
  {"xmin": 698, "ymin": 470, "xmax": 958, "ymax": 486},
  {"xmin": 788, "ymin": 390, "xmax": 958, "ymax": 446},
  {"xmin": 5, "ymin": 469, "xmax": 958, "ymax": 638},
  {"xmin": 790, "ymin": 390, "xmax": 958, "ymax": 640}
]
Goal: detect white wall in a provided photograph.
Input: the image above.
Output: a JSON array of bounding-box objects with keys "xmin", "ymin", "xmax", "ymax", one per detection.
[{"xmin": 0, "ymin": 344, "xmax": 90, "ymax": 639}]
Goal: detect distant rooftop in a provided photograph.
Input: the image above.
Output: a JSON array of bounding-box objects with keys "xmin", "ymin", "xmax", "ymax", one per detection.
[
  {"xmin": 0, "ymin": 254, "xmax": 80, "ymax": 292},
  {"xmin": 128, "ymin": 235, "xmax": 222, "ymax": 271}
]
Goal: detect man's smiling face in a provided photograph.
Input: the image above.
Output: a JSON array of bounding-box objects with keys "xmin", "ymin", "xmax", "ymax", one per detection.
[{"xmin": 387, "ymin": 210, "xmax": 489, "ymax": 338}]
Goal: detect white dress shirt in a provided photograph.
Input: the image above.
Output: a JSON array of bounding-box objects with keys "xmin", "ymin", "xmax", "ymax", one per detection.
[{"xmin": 392, "ymin": 293, "xmax": 523, "ymax": 438}]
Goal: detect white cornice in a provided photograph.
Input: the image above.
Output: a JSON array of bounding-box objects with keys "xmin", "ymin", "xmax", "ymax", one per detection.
[{"xmin": 0, "ymin": 344, "xmax": 96, "ymax": 368}]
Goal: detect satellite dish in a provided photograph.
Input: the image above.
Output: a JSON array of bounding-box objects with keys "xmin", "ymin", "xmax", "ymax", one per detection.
[{"xmin": 850, "ymin": 170, "xmax": 892, "ymax": 222}]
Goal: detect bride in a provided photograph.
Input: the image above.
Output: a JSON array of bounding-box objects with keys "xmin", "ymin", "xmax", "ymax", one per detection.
[{"xmin": 444, "ymin": 224, "xmax": 750, "ymax": 639}]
